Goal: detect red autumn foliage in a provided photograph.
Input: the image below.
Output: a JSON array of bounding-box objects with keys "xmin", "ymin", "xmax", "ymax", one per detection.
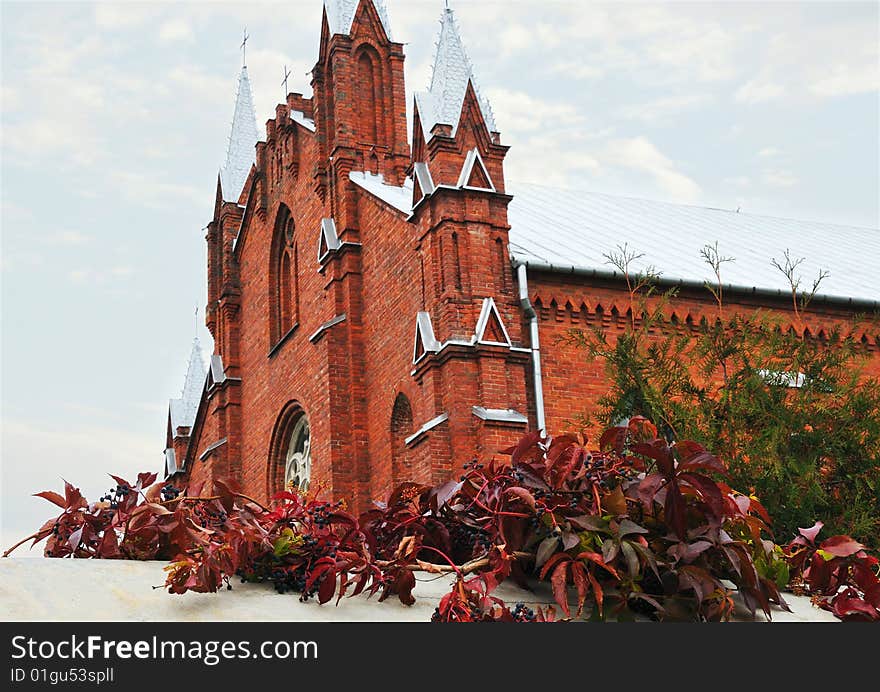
[{"xmin": 6, "ymin": 418, "xmax": 876, "ymax": 622}]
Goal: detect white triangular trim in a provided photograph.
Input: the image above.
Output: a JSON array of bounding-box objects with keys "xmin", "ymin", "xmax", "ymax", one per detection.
[
  {"xmin": 456, "ymin": 148, "xmax": 495, "ymax": 192},
  {"xmin": 413, "ymin": 162, "xmax": 436, "ymax": 200},
  {"xmin": 413, "ymin": 311, "xmax": 441, "ymax": 364},
  {"xmin": 317, "ymin": 218, "xmax": 341, "ymax": 263},
  {"xmin": 474, "ymin": 297, "xmax": 511, "ymax": 346}
]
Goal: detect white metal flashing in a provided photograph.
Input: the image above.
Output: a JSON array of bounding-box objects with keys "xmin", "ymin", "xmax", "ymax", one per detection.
[
  {"xmin": 209, "ymin": 354, "xmax": 226, "ymax": 385},
  {"xmin": 199, "ymin": 438, "xmax": 228, "ymax": 462},
  {"xmin": 164, "ymin": 448, "xmax": 179, "ymax": 477},
  {"xmin": 413, "ymin": 311, "xmax": 442, "ymax": 364},
  {"xmin": 413, "ymin": 162, "xmax": 436, "ymax": 200},
  {"xmin": 457, "ymin": 148, "xmax": 496, "ymax": 191},
  {"xmin": 317, "ymin": 218, "xmax": 342, "ymax": 263},
  {"xmin": 471, "ymin": 407, "xmax": 528, "ymax": 424},
  {"xmin": 289, "ymin": 110, "xmax": 316, "ymax": 132},
  {"xmin": 474, "ymin": 297, "xmax": 511, "ymax": 346},
  {"xmin": 309, "ymin": 314, "xmax": 347, "ymax": 343},
  {"xmin": 404, "ymin": 412, "xmax": 449, "ymax": 446}
]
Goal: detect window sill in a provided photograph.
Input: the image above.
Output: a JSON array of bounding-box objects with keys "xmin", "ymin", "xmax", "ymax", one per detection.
[{"xmin": 268, "ymin": 323, "xmax": 299, "ymax": 358}]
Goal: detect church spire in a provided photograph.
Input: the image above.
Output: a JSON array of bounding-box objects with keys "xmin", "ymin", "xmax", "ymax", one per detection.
[
  {"xmin": 219, "ymin": 62, "xmax": 259, "ymax": 203},
  {"xmin": 323, "ymin": 0, "xmax": 393, "ymax": 40},
  {"xmin": 416, "ymin": 4, "xmax": 496, "ymax": 141},
  {"xmin": 170, "ymin": 337, "xmax": 207, "ymax": 433}
]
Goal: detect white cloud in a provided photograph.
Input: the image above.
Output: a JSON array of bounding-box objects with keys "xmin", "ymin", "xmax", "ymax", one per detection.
[
  {"xmin": 617, "ymin": 93, "xmax": 712, "ymax": 123},
  {"xmin": 763, "ymin": 169, "xmax": 799, "ymax": 188},
  {"xmin": 46, "ymin": 231, "xmax": 92, "ymax": 246},
  {"xmin": 602, "ymin": 137, "xmax": 701, "ymax": 202},
  {"xmin": 159, "ymin": 18, "xmax": 195, "ymax": 44},
  {"xmin": 758, "ymin": 147, "xmax": 780, "ymax": 158},
  {"xmin": 724, "ymin": 176, "xmax": 751, "ymax": 187},
  {"xmin": 735, "ymin": 79, "xmax": 785, "ymax": 104},
  {"xmin": 809, "ymin": 63, "xmax": 879, "ymax": 98},
  {"xmin": 549, "ymin": 60, "xmax": 604, "ymax": 81},
  {"xmin": 485, "ymin": 87, "xmax": 585, "ymax": 134}
]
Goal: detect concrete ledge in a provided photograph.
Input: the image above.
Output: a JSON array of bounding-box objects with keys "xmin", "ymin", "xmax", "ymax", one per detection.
[{"xmin": 0, "ymin": 558, "xmax": 837, "ymax": 622}]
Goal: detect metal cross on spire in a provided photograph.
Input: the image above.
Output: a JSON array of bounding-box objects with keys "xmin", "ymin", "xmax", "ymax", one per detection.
[
  {"xmin": 281, "ymin": 64, "xmax": 291, "ymax": 98},
  {"xmin": 240, "ymin": 27, "xmax": 249, "ymax": 67}
]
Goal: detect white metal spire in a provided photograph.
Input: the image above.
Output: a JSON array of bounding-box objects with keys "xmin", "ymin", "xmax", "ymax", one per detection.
[
  {"xmin": 323, "ymin": 0, "xmax": 393, "ymax": 40},
  {"xmin": 169, "ymin": 337, "xmax": 207, "ymax": 432},
  {"xmin": 219, "ymin": 65, "xmax": 259, "ymax": 202},
  {"xmin": 416, "ymin": 5, "xmax": 496, "ymax": 141}
]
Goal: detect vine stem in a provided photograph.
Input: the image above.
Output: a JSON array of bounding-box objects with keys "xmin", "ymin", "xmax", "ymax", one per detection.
[
  {"xmin": 162, "ymin": 493, "xmax": 270, "ymax": 512},
  {"xmin": 3, "ymin": 530, "xmax": 51, "ymax": 558},
  {"xmin": 383, "ymin": 550, "xmax": 535, "ymax": 576}
]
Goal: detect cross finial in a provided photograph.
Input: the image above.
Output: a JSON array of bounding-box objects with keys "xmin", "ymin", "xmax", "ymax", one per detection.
[
  {"xmin": 281, "ymin": 64, "xmax": 292, "ymax": 98},
  {"xmin": 240, "ymin": 27, "xmax": 249, "ymax": 67}
]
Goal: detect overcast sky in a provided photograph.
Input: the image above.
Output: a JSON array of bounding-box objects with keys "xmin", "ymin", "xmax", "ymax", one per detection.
[{"xmin": 1, "ymin": 0, "xmax": 878, "ymax": 553}]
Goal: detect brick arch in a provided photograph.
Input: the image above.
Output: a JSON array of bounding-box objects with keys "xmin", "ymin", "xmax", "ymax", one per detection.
[
  {"xmin": 390, "ymin": 392, "xmax": 414, "ymax": 487},
  {"xmin": 266, "ymin": 400, "xmax": 309, "ymax": 499},
  {"xmin": 269, "ymin": 204, "xmax": 299, "ymax": 345}
]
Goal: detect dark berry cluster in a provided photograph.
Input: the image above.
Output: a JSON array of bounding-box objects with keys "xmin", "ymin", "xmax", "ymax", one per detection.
[
  {"xmin": 305, "ymin": 500, "xmax": 343, "ymax": 529},
  {"xmin": 511, "ymin": 602, "xmax": 537, "ymax": 622},
  {"xmin": 98, "ymin": 484, "xmax": 132, "ymax": 510},
  {"xmin": 159, "ymin": 484, "xmax": 181, "ymax": 502}
]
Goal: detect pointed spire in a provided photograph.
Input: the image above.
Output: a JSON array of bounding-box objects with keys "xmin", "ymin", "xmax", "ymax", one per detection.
[
  {"xmin": 169, "ymin": 337, "xmax": 207, "ymax": 433},
  {"xmin": 417, "ymin": 5, "xmax": 496, "ymax": 141},
  {"xmin": 324, "ymin": 0, "xmax": 393, "ymax": 40},
  {"xmin": 219, "ymin": 65, "xmax": 259, "ymax": 203}
]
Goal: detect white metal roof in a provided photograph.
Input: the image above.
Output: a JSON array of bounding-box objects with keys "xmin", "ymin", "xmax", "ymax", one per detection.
[
  {"xmin": 415, "ymin": 7, "xmax": 496, "ymax": 141},
  {"xmin": 506, "ymin": 182, "xmax": 880, "ymax": 304},
  {"xmin": 219, "ymin": 66, "xmax": 259, "ymax": 203},
  {"xmin": 169, "ymin": 337, "xmax": 207, "ymax": 432},
  {"xmin": 349, "ymin": 171, "xmax": 413, "ymax": 213},
  {"xmin": 324, "ymin": 0, "xmax": 393, "ymax": 40}
]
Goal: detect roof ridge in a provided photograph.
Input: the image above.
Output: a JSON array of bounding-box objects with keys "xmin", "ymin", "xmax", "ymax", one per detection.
[{"xmin": 508, "ymin": 180, "xmax": 879, "ymax": 231}]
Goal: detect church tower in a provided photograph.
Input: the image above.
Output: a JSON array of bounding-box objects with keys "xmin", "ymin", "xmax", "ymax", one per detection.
[
  {"xmin": 408, "ymin": 6, "xmax": 530, "ymax": 472},
  {"xmin": 312, "ymin": 0, "xmax": 411, "ymax": 206}
]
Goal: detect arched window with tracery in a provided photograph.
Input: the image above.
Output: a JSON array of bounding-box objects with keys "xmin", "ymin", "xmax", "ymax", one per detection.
[
  {"xmin": 390, "ymin": 393, "xmax": 414, "ymax": 486},
  {"xmin": 270, "ymin": 205, "xmax": 299, "ymax": 346},
  {"xmin": 269, "ymin": 404, "xmax": 311, "ymax": 495}
]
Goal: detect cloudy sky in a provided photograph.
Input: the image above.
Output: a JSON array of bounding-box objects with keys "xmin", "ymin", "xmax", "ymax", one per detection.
[{"xmin": 1, "ymin": 0, "xmax": 878, "ymax": 552}]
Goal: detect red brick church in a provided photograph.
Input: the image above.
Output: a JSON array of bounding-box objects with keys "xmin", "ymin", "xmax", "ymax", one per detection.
[{"xmin": 164, "ymin": 0, "xmax": 879, "ymax": 511}]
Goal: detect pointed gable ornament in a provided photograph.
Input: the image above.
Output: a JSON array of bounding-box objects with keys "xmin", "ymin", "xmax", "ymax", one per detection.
[
  {"xmin": 413, "ymin": 311, "xmax": 441, "ymax": 364},
  {"xmin": 317, "ymin": 218, "xmax": 342, "ymax": 264},
  {"xmin": 457, "ymin": 148, "xmax": 495, "ymax": 191},
  {"xmin": 474, "ymin": 297, "xmax": 511, "ymax": 347},
  {"xmin": 169, "ymin": 337, "xmax": 208, "ymax": 434},
  {"xmin": 413, "ymin": 161, "xmax": 436, "ymax": 203}
]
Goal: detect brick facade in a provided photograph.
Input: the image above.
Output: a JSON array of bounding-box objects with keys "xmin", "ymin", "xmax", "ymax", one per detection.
[{"xmin": 166, "ymin": 1, "xmax": 880, "ymax": 512}]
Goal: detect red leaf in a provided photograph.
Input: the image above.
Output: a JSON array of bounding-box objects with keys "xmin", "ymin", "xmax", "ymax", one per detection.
[
  {"xmin": 536, "ymin": 537, "xmax": 561, "ymax": 571},
  {"xmin": 550, "ymin": 561, "xmax": 571, "ymax": 618},
  {"xmin": 33, "ymin": 491, "xmax": 66, "ymax": 509},
  {"xmin": 798, "ymin": 521, "xmax": 824, "ymax": 544},
  {"xmin": 63, "ymin": 481, "xmax": 86, "ymax": 510},
  {"xmin": 599, "ymin": 426, "xmax": 627, "ymax": 454},
  {"xmin": 678, "ymin": 450, "xmax": 727, "ymax": 475},
  {"xmin": 504, "ymin": 487, "xmax": 536, "ymax": 510},
  {"xmin": 586, "ymin": 570, "xmax": 604, "ymax": 616},
  {"xmin": 67, "ymin": 526, "xmax": 84, "ymax": 552},
  {"xmin": 679, "ymin": 472, "xmax": 725, "ymax": 521},
  {"xmin": 540, "ymin": 551, "xmax": 569, "ymax": 580},
  {"xmin": 318, "ymin": 568, "xmax": 337, "ymax": 605},
  {"xmin": 664, "ymin": 480, "xmax": 687, "ymax": 540},
  {"xmin": 675, "ymin": 440, "xmax": 705, "ymax": 462},
  {"xmin": 576, "ymin": 551, "xmax": 620, "ymax": 579},
  {"xmin": 831, "ymin": 592, "xmax": 880, "ymax": 622},
  {"xmin": 137, "ymin": 472, "xmax": 158, "ymax": 490},
  {"xmin": 570, "ymin": 562, "xmax": 588, "ymax": 617},
  {"xmin": 509, "ymin": 430, "xmax": 543, "ymax": 464},
  {"xmin": 632, "ymin": 440, "xmax": 675, "ymax": 476},
  {"xmin": 627, "ymin": 416, "xmax": 657, "ymax": 442},
  {"xmin": 819, "ymin": 535, "xmax": 865, "ymax": 558}
]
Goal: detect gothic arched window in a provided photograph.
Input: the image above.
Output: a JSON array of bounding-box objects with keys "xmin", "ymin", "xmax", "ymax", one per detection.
[
  {"xmin": 390, "ymin": 393, "xmax": 413, "ymax": 486},
  {"xmin": 270, "ymin": 206, "xmax": 299, "ymax": 346},
  {"xmin": 355, "ymin": 47, "xmax": 382, "ymax": 145}
]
